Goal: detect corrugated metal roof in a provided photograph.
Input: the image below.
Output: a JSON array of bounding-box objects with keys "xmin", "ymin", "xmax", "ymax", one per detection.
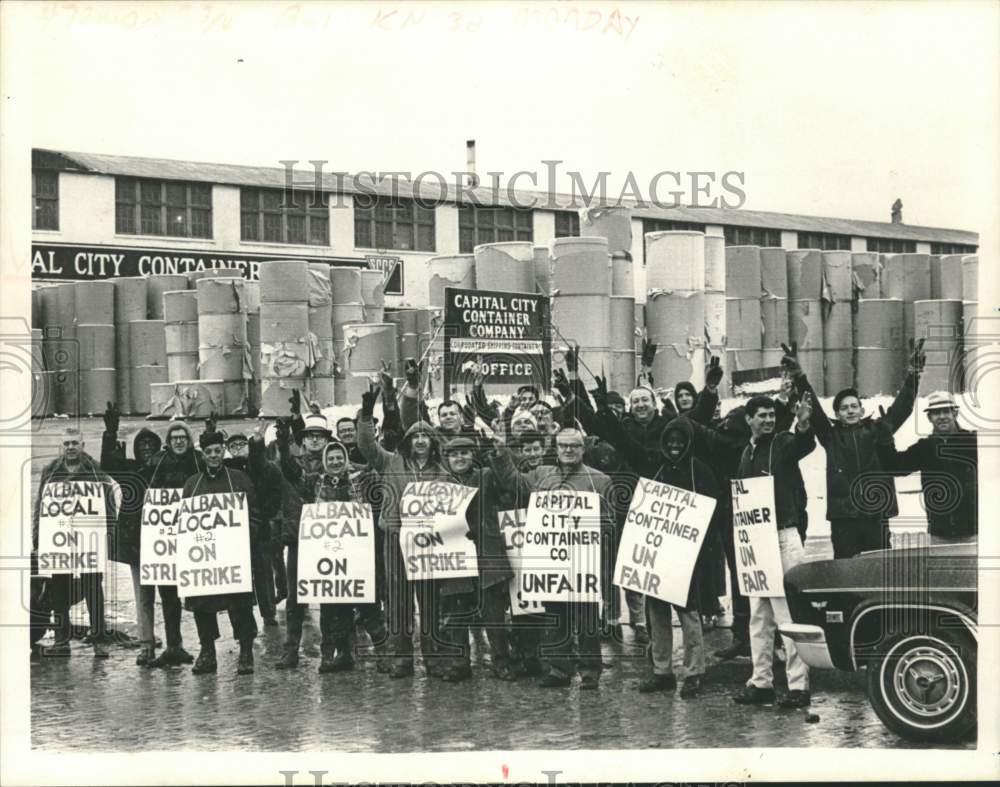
[{"xmin": 35, "ymin": 148, "xmax": 978, "ymax": 245}]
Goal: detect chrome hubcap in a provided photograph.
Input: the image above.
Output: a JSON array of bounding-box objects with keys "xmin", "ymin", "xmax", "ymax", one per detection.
[{"xmin": 892, "ymin": 646, "xmax": 962, "ymax": 718}]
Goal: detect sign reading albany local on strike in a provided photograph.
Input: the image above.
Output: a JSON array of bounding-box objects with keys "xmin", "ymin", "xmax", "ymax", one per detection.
[
  {"xmin": 140, "ymin": 487, "xmax": 182, "ymax": 586},
  {"xmin": 614, "ymin": 478, "xmax": 716, "ymax": 606},
  {"xmin": 175, "ymin": 492, "xmax": 253, "ymax": 597},
  {"xmin": 498, "ymin": 508, "xmax": 545, "ymax": 617},
  {"xmin": 521, "ymin": 490, "xmax": 602, "ymax": 603},
  {"xmin": 36, "ymin": 481, "xmax": 107, "ymax": 576},
  {"xmin": 731, "ymin": 476, "xmax": 784, "ymax": 598},
  {"xmin": 399, "ymin": 481, "xmax": 479, "ymax": 581},
  {"xmin": 443, "ymin": 287, "xmax": 550, "ymax": 390},
  {"xmin": 296, "ymin": 501, "xmax": 376, "ymax": 604}
]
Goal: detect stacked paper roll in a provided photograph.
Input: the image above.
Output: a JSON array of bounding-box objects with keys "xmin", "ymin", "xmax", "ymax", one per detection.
[
  {"xmin": 914, "ymin": 299, "xmax": 963, "ymax": 395},
  {"xmin": 929, "ymin": 255, "xmax": 965, "ymax": 300},
  {"xmin": 164, "ymin": 290, "xmax": 200, "ymax": 383},
  {"xmin": 758, "ymin": 248, "xmax": 788, "ymax": 383},
  {"xmin": 147, "ymin": 275, "xmax": 189, "ymax": 320},
  {"xmin": 150, "ymin": 380, "xmax": 249, "ymax": 419},
  {"xmin": 342, "ymin": 323, "xmax": 398, "ymax": 403},
  {"xmin": 474, "ymin": 242, "xmax": 535, "ymax": 293},
  {"xmin": 257, "ymin": 261, "xmax": 312, "ymax": 415},
  {"xmin": 428, "ymin": 255, "xmax": 475, "ymax": 309},
  {"xmin": 196, "ymin": 279, "xmax": 251, "ymax": 416},
  {"xmin": 129, "ymin": 320, "xmax": 168, "ymax": 414},
  {"xmin": 77, "ymin": 323, "xmax": 116, "ymax": 416},
  {"xmin": 113, "ymin": 277, "xmax": 148, "ymax": 410},
  {"xmin": 854, "ymin": 299, "xmax": 905, "ymax": 396},
  {"xmin": 608, "ymin": 295, "xmax": 636, "ymax": 392},
  {"xmin": 580, "ymin": 207, "xmax": 632, "ymax": 296},
  {"xmin": 788, "ymin": 299, "xmax": 824, "ymax": 394},
  {"xmin": 851, "ymin": 253, "xmax": 882, "ymax": 299},
  {"xmin": 533, "ymin": 246, "xmax": 553, "ymax": 296},
  {"xmin": 786, "ymin": 250, "xmax": 823, "ymax": 301},
  {"xmin": 360, "ymin": 269, "xmax": 387, "ymax": 324},
  {"xmin": 882, "ymin": 253, "xmax": 931, "ymax": 349}
]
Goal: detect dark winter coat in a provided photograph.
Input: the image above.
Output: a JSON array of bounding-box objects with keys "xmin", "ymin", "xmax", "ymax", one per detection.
[
  {"xmin": 100, "ymin": 427, "xmax": 163, "ymax": 565},
  {"xmin": 735, "ymin": 426, "xmax": 816, "ymax": 530},
  {"xmin": 449, "ymin": 465, "xmax": 514, "ymax": 592},
  {"xmin": 145, "ymin": 422, "xmax": 205, "ymax": 491}
]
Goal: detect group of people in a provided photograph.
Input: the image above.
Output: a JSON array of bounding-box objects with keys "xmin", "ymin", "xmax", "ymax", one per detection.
[{"xmin": 29, "ymin": 338, "xmax": 978, "ymax": 709}]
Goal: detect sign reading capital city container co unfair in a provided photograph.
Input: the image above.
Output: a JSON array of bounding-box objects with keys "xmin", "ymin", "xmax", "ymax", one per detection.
[
  {"xmin": 443, "ymin": 287, "xmax": 550, "ymax": 390},
  {"xmin": 521, "ymin": 490, "xmax": 602, "ymax": 603},
  {"xmin": 175, "ymin": 492, "xmax": 252, "ymax": 597},
  {"xmin": 296, "ymin": 501, "xmax": 375, "ymax": 604},
  {"xmin": 498, "ymin": 508, "xmax": 545, "ymax": 616},
  {"xmin": 140, "ymin": 487, "xmax": 182, "ymax": 586},
  {"xmin": 36, "ymin": 481, "xmax": 107, "ymax": 577},
  {"xmin": 399, "ymin": 481, "xmax": 479, "ymax": 581},
  {"xmin": 731, "ymin": 476, "xmax": 784, "ymax": 598},
  {"xmin": 614, "ymin": 478, "xmax": 716, "ymax": 607}
]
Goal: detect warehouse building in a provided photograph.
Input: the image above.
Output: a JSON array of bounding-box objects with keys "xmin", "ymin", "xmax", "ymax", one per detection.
[{"xmin": 31, "ymin": 148, "xmax": 979, "ymax": 308}]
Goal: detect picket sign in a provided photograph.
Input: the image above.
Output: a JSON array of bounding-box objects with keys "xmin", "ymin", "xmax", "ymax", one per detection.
[
  {"xmin": 296, "ymin": 500, "xmax": 375, "ymax": 604},
  {"xmin": 175, "ymin": 492, "xmax": 253, "ymax": 597},
  {"xmin": 399, "ymin": 481, "xmax": 479, "ymax": 581},
  {"xmin": 731, "ymin": 476, "xmax": 784, "ymax": 598},
  {"xmin": 613, "ymin": 477, "xmax": 715, "ymax": 606},
  {"xmin": 140, "ymin": 487, "xmax": 182, "ymax": 586},
  {"xmin": 498, "ymin": 508, "xmax": 545, "ymax": 616},
  {"xmin": 521, "ymin": 490, "xmax": 602, "ymax": 603},
  {"xmin": 36, "ymin": 480, "xmax": 107, "ymax": 577}
]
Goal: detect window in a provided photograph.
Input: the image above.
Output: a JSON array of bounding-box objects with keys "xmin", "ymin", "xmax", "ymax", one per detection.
[
  {"xmin": 866, "ymin": 237, "xmax": 916, "ymax": 253},
  {"xmin": 723, "ymin": 225, "xmax": 782, "ymax": 247},
  {"xmin": 642, "ymin": 218, "xmax": 705, "ymax": 235},
  {"xmin": 241, "ymin": 187, "xmax": 328, "ymax": 246},
  {"xmin": 553, "ymin": 211, "xmax": 580, "ymax": 238},
  {"xmin": 116, "ymin": 178, "xmax": 212, "ymax": 238},
  {"xmin": 796, "ymin": 231, "xmax": 851, "ymax": 251},
  {"xmin": 32, "ymin": 170, "xmax": 59, "ymax": 230},
  {"xmin": 354, "ymin": 196, "xmax": 435, "ymax": 252},
  {"xmin": 930, "ymin": 242, "xmax": 978, "ymax": 255},
  {"xmin": 458, "ymin": 205, "xmax": 533, "ymax": 252}
]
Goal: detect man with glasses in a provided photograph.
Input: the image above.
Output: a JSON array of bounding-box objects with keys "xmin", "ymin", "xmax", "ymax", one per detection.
[{"xmin": 492, "ymin": 426, "xmax": 614, "ymax": 690}]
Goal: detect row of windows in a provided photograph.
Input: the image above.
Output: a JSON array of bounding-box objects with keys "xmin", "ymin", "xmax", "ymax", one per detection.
[{"xmin": 33, "ymin": 172, "xmax": 979, "ymax": 257}]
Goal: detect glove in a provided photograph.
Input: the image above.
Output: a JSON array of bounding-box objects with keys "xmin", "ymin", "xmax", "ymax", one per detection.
[
  {"xmin": 908, "ymin": 338, "xmax": 926, "ymax": 375},
  {"xmin": 564, "ymin": 344, "xmax": 579, "ymax": 374},
  {"xmin": 640, "ymin": 339, "xmax": 657, "ymax": 369},
  {"xmin": 103, "ymin": 401, "xmax": 120, "ymax": 434},
  {"xmin": 205, "ymin": 410, "xmax": 218, "ymax": 435},
  {"xmin": 114, "ymin": 440, "xmax": 127, "ymax": 461},
  {"xmin": 705, "ymin": 355, "xmax": 723, "ymax": 388},
  {"xmin": 275, "ymin": 417, "xmax": 291, "ymax": 446},
  {"xmin": 780, "ymin": 341, "xmax": 802, "ymax": 378},
  {"xmin": 404, "ymin": 358, "xmax": 420, "ymax": 389},
  {"xmin": 379, "ymin": 359, "xmax": 396, "ymax": 395},
  {"xmin": 590, "ymin": 374, "xmax": 609, "ymax": 409},
  {"xmin": 661, "ymin": 396, "xmax": 678, "ymax": 420},
  {"xmin": 361, "ymin": 383, "xmax": 381, "ymax": 417},
  {"xmin": 288, "ymin": 389, "xmax": 301, "ymax": 415},
  {"xmin": 553, "ymin": 368, "xmax": 572, "ymax": 399},
  {"xmin": 461, "ymin": 396, "xmax": 477, "ymax": 425}
]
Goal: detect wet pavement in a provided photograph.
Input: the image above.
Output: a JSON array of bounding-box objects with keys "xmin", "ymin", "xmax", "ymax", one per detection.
[{"xmin": 28, "ymin": 417, "xmax": 973, "ymax": 752}]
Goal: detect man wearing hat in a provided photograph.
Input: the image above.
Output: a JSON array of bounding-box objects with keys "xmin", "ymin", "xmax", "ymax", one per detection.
[{"xmin": 878, "ymin": 392, "xmax": 978, "ymax": 544}]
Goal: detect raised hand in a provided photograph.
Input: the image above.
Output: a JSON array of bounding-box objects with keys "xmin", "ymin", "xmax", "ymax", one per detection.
[
  {"xmin": 361, "ymin": 381, "xmax": 381, "ymax": 416},
  {"xmin": 205, "ymin": 410, "xmax": 218, "ymax": 435},
  {"xmin": 288, "ymin": 388, "xmax": 301, "ymax": 416},
  {"xmin": 103, "ymin": 401, "xmax": 120, "ymax": 434},
  {"xmin": 564, "ymin": 344, "xmax": 579, "ymax": 374},
  {"xmin": 553, "ymin": 368, "xmax": 572, "ymax": 398},
  {"xmin": 404, "ymin": 358, "xmax": 420, "ymax": 389},
  {"xmin": 275, "ymin": 417, "xmax": 291, "ymax": 445},
  {"xmin": 908, "ymin": 338, "xmax": 926, "ymax": 375},
  {"xmin": 705, "ymin": 355, "xmax": 724, "ymax": 388},
  {"xmin": 796, "ymin": 391, "xmax": 813, "ymax": 428},
  {"xmin": 640, "ymin": 339, "xmax": 657, "ymax": 369},
  {"xmin": 780, "ymin": 341, "xmax": 802, "ymax": 378},
  {"xmin": 379, "ymin": 359, "xmax": 396, "ymax": 394}
]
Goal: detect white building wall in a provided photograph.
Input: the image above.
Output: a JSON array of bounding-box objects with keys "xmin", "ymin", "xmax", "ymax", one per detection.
[
  {"xmin": 916, "ymin": 241, "xmax": 932, "ymax": 254},
  {"xmin": 780, "ymin": 230, "xmax": 798, "ymax": 250}
]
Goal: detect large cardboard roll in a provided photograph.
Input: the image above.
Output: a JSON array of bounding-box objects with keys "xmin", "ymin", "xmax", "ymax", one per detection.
[
  {"xmin": 330, "ymin": 267, "xmax": 364, "ymax": 305},
  {"xmin": 79, "ymin": 369, "xmax": 116, "ymax": 416},
  {"xmin": 198, "ymin": 344, "xmax": 251, "ymax": 381},
  {"xmin": 881, "ymin": 253, "xmax": 931, "ymax": 302},
  {"xmin": 77, "ymin": 324, "xmax": 116, "ymax": 370},
  {"xmin": 53, "ymin": 368, "xmax": 79, "ymax": 415},
  {"xmin": 821, "ymin": 251, "xmax": 853, "ymax": 302},
  {"xmin": 646, "ymin": 231, "xmax": 705, "ymax": 293},
  {"xmin": 652, "ymin": 345, "xmax": 706, "ymax": 390},
  {"xmin": 723, "ymin": 245, "xmax": 761, "ymax": 298},
  {"xmin": 822, "ymin": 300, "xmax": 853, "ymax": 350},
  {"xmin": 824, "ymin": 348, "xmax": 853, "ymax": 394},
  {"xmin": 31, "ymin": 289, "xmax": 43, "ymax": 330},
  {"xmin": 259, "ymin": 260, "xmax": 311, "ymax": 302},
  {"xmin": 164, "ymin": 322, "xmax": 199, "ymax": 354},
  {"xmin": 308, "ymin": 304, "xmax": 334, "ymax": 340},
  {"xmin": 931, "ymin": 255, "xmax": 965, "ymax": 300},
  {"xmin": 552, "ymin": 294, "xmax": 611, "ymax": 349},
  {"xmin": 342, "ymin": 323, "xmax": 398, "ymax": 375},
  {"xmin": 35, "ymin": 370, "xmax": 57, "ymax": 418},
  {"xmin": 609, "ymin": 296, "xmax": 636, "ymax": 351},
  {"xmin": 646, "ymin": 291, "xmax": 704, "ymax": 349},
  {"xmin": 39, "ymin": 286, "xmax": 62, "ymax": 329},
  {"xmin": 610, "ymin": 252, "xmax": 633, "ymax": 297},
  {"xmin": 961, "ymin": 255, "xmax": 978, "ymax": 302},
  {"xmin": 313, "ymin": 338, "xmax": 337, "ymax": 376},
  {"xmin": 360, "ymin": 269, "xmax": 386, "ymax": 309},
  {"xmin": 795, "ymin": 349, "xmax": 825, "ymax": 396},
  {"xmin": 760, "ymin": 297, "xmax": 789, "ymax": 349},
  {"xmin": 854, "ymin": 299, "xmax": 904, "ymax": 349},
  {"xmin": 150, "ymin": 379, "xmax": 250, "ymax": 419},
  {"xmin": 260, "ymin": 301, "xmax": 310, "ymax": 342},
  {"xmin": 115, "ymin": 332, "xmax": 132, "ymax": 411},
  {"xmin": 474, "ymin": 242, "xmax": 536, "ymax": 294},
  {"xmin": 428, "ymin": 255, "xmax": 476, "ymax": 308},
  {"xmin": 579, "ymin": 206, "xmax": 632, "ymax": 255},
  {"xmin": 724, "ymin": 297, "xmax": 762, "ymax": 350},
  {"xmin": 703, "ymin": 291, "xmax": 726, "ymax": 350},
  {"xmin": 55, "ymin": 283, "xmax": 78, "ymax": 339},
  {"xmin": 196, "ymin": 277, "xmax": 249, "ymax": 315},
  {"xmin": 163, "ymin": 290, "xmax": 199, "ymax": 323},
  {"xmin": 147, "ymin": 275, "xmax": 189, "ymax": 319},
  {"xmin": 608, "ymin": 350, "xmax": 636, "ymax": 394},
  {"xmin": 851, "ymin": 252, "xmax": 881, "ymax": 299},
  {"xmin": 167, "ymin": 352, "xmax": 199, "ymax": 381},
  {"xmin": 332, "ymin": 303, "xmax": 366, "ymax": 340},
  {"xmin": 533, "ymin": 246, "xmax": 553, "ymax": 296},
  {"xmin": 914, "ymin": 299, "xmax": 963, "ymax": 395},
  {"xmin": 129, "ymin": 365, "xmax": 168, "ymax": 414},
  {"xmin": 243, "ymin": 281, "xmax": 261, "ymax": 313},
  {"xmin": 703, "ymin": 236, "xmax": 726, "ymax": 292},
  {"xmin": 113, "ymin": 277, "xmax": 149, "ymax": 323},
  {"xmin": 788, "ymin": 299, "xmax": 823, "ymax": 351},
  {"xmin": 75, "ymin": 281, "xmax": 115, "ymax": 322},
  {"xmin": 260, "ymin": 340, "xmax": 312, "ymax": 378},
  {"xmin": 856, "ymin": 348, "xmax": 905, "ymax": 397},
  {"xmin": 307, "ymin": 263, "xmax": 333, "ymax": 306},
  {"xmin": 259, "ymin": 376, "xmax": 310, "ymax": 417},
  {"xmin": 309, "ymin": 377, "xmax": 337, "ymax": 409},
  {"xmin": 551, "ymin": 237, "xmax": 611, "ymax": 296},
  {"xmin": 786, "ymin": 250, "xmax": 823, "ymax": 301},
  {"xmin": 198, "ymin": 313, "xmax": 248, "ymax": 347}
]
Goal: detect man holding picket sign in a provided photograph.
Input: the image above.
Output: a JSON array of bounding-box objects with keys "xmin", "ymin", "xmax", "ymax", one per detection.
[
  {"xmin": 180, "ymin": 430, "xmax": 260, "ymax": 676},
  {"xmin": 731, "ymin": 393, "xmax": 816, "ymax": 709}
]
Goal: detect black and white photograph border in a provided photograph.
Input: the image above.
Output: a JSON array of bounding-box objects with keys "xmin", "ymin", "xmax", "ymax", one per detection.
[{"xmin": 1, "ymin": 1, "xmax": 998, "ymax": 785}]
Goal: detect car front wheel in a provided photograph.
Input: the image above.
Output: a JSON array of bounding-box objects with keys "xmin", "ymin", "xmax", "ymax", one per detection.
[{"xmin": 866, "ymin": 629, "xmax": 976, "ymax": 742}]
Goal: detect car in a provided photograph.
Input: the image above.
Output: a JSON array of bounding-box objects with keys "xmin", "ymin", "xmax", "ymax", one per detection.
[{"xmin": 778, "ymin": 540, "xmax": 977, "ymax": 743}]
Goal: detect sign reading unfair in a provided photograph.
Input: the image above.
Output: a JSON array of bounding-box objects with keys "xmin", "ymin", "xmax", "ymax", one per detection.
[
  {"xmin": 296, "ymin": 501, "xmax": 376, "ymax": 604},
  {"xmin": 443, "ymin": 287, "xmax": 550, "ymax": 389},
  {"xmin": 731, "ymin": 476, "xmax": 784, "ymax": 597},
  {"xmin": 614, "ymin": 478, "xmax": 715, "ymax": 606},
  {"xmin": 498, "ymin": 508, "xmax": 545, "ymax": 616},
  {"xmin": 140, "ymin": 487, "xmax": 182, "ymax": 585},
  {"xmin": 36, "ymin": 481, "xmax": 107, "ymax": 576},
  {"xmin": 399, "ymin": 481, "xmax": 479, "ymax": 581},
  {"xmin": 174, "ymin": 492, "xmax": 253, "ymax": 597},
  {"xmin": 521, "ymin": 490, "xmax": 602, "ymax": 603}
]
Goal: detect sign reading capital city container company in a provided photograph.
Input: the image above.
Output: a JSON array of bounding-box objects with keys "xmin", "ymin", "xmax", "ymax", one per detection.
[
  {"xmin": 443, "ymin": 287, "xmax": 551, "ymax": 390},
  {"xmin": 175, "ymin": 492, "xmax": 253, "ymax": 597},
  {"xmin": 296, "ymin": 501, "xmax": 376, "ymax": 604}
]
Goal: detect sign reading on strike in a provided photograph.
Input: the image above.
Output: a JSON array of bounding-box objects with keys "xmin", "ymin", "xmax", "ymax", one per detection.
[
  {"xmin": 498, "ymin": 508, "xmax": 545, "ymax": 617},
  {"xmin": 36, "ymin": 481, "xmax": 107, "ymax": 576},
  {"xmin": 140, "ymin": 488, "xmax": 182, "ymax": 586},
  {"xmin": 614, "ymin": 478, "xmax": 716, "ymax": 606},
  {"xmin": 443, "ymin": 287, "xmax": 551, "ymax": 390},
  {"xmin": 521, "ymin": 490, "xmax": 602, "ymax": 603},
  {"xmin": 731, "ymin": 476, "xmax": 784, "ymax": 598},
  {"xmin": 175, "ymin": 492, "xmax": 252, "ymax": 597},
  {"xmin": 399, "ymin": 481, "xmax": 479, "ymax": 581},
  {"xmin": 296, "ymin": 501, "xmax": 375, "ymax": 604}
]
